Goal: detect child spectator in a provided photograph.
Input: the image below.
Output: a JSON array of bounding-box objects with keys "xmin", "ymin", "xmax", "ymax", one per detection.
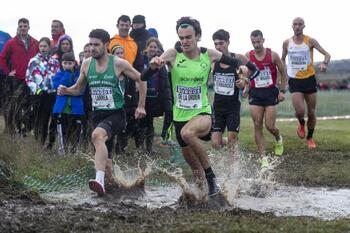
[{"xmin": 52, "ymin": 52, "xmax": 84, "ymax": 153}]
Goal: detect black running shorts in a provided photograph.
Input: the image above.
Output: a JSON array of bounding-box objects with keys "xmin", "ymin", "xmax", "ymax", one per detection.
[
  {"xmin": 212, "ymin": 103, "xmax": 240, "ymax": 133},
  {"xmin": 249, "ymin": 87, "xmax": 279, "ymax": 107},
  {"xmin": 288, "ymin": 75, "xmax": 317, "ymax": 94}
]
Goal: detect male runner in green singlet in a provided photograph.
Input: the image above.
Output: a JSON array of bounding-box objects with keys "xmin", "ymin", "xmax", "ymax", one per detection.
[{"xmin": 58, "ymin": 29, "xmax": 146, "ymax": 196}]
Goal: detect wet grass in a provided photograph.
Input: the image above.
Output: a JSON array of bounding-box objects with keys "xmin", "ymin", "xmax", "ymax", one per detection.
[{"xmin": 238, "ymin": 118, "xmax": 350, "ymax": 187}]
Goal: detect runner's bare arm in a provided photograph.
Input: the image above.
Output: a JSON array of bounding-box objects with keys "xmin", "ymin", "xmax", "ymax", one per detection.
[
  {"xmin": 141, "ymin": 48, "xmax": 177, "ymax": 81},
  {"xmin": 273, "ymin": 51, "xmax": 287, "ymax": 101},
  {"xmin": 310, "ymin": 37, "xmax": 331, "ymax": 72},
  {"xmin": 117, "ymin": 59, "xmax": 146, "ymax": 118},
  {"xmin": 235, "ymin": 53, "xmax": 249, "ymax": 64},
  {"xmin": 57, "ymin": 59, "xmax": 89, "ymax": 96},
  {"xmin": 159, "ymin": 48, "xmax": 177, "ymax": 68},
  {"xmin": 281, "ymin": 40, "xmax": 289, "ymax": 65},
  {"xmin": 273, "ymin": 51, "xmax": 287, "ymax": 91},
  {"xmin": 208, "ymin": 48, "xmax": 259, "ymax": 80}
]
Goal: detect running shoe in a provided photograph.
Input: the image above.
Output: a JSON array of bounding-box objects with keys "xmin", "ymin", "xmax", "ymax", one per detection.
[
  {"xmin": 207, "ymin": 177, "xmax": 221, "ymax": 197},
  {"xmin": 307, "ymin": 138, "xmax": 317, "ymax": 149},
  {"xmin": 88, "ymin": 179, "xmax": 105, "ymax": 196},
  {"xmin": 274, "ymin": 136, "xmax": 284, "ymax": 156},
  {"xmin": 297, "ymin": 123, "xmax": 305, "ymax": 139},
  {"xmin": 261, "ymin": 157, "xmax": 269, "ymax": 169}
]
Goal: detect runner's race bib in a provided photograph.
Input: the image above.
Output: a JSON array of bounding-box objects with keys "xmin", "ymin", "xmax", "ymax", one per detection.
[
  {"xmin": 214, "ymin": 73, "xmax": 235, "ymax": 95},
  {"xmin": 91, "ymin": 87, "xmax": 115, "ymax": 109},
  {"xmin": 176, "ymin": 85, "xmax": 202, "ymax": 109},
  {"xmin": 289, "ymin": 51, "xmax": 309, "ymax": 76},
  {"xmin": 255, "ymin": 67, "xmax": 273, "ymax": 88}
]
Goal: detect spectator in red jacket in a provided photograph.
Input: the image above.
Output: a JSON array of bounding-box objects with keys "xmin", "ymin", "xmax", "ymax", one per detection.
[
  {"xmin": 0, "ymin": 18, "xmax": 38, "ymax": 136},
  {"xmin": 0, "ymin": 18, "xmax": 39, "ymax": 81}
]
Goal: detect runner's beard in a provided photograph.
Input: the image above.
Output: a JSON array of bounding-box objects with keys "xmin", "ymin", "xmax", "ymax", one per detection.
[{"xmin": 92, "ymin": 50, "xmax": 105, "ymax": 59}]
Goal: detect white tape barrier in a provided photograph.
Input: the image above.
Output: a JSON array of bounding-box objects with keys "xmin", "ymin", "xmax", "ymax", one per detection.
[{"xmin": 277, "ymin": 115, "xmax": 350, "ymax": 122}]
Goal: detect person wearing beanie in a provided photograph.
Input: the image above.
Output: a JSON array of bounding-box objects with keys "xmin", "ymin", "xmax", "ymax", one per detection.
[
  {"xmin": 130, "ymin": 14, "xmax": 152, "ymax": 52},
  {"xmin": 147, "ymin": 28, "xmax": 158, "ymax": 38}
]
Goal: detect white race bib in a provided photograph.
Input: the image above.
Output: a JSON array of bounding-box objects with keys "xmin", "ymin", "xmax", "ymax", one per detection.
[
  {"xmin": 214, "ymin": 73, "xmax": 235, "ymax": 95},
  {"xmin": 176, "ymin": 85, "xmax": 202, "ymax": 109},
  {"xmin": 91, "ymin": 87, "xmax": 115, "ymax": 109},
  {"xmin": 288, "ymin": 50, "xmax": 310, "ymax": 77},
  {"xmin": 255, "ymin": 67, "xmax": 273, "ymax": 88}
]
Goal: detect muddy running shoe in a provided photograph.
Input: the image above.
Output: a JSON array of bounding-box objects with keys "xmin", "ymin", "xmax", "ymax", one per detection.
[
  {"xmin": 297, "ymin": 123, "xmax": 305, "ymax": 139},
  {"xmin": 88, "ymin": 179, "xmax": 105, "ymax": 196},
  {"xmin": 261, "ymin": 157, "xmax": 269, "ymax": 169},
  {"xmin": 207, "ymin": 177, "xmax": 221, "ymax": 197},
  {"xmin": 274, "ymin": 136, "xmax": 284, "ymax": 156},
  {"xmin": 307, "ymin": 138, "xmax": 316, "ymax": 149}
]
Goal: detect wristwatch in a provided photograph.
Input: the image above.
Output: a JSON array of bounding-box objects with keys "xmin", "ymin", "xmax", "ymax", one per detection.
[{"xmin": 280, "ymin": 89, "xmax": 286, "ymax": 94}]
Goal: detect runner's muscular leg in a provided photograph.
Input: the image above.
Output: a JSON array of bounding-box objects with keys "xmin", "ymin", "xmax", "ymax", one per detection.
[
  {"xmin": 265, "ymin": 105, "xmax": 280, "ymax": 140},
  {"xmin": 211, "ymin": 131, "xmax": 224, "ymax": 149},
  {"xmin": 305, "ymin": 93, "xmax": 317, "ymax": 129},
  {"xmin": 181, "ymin": 115, "xmax": 212, "ymax": 169},
  {"xmin": 291, "ymin": 92, "xmax": 306, "ymax": 120},
  {"xmin": 250, "ymin": 105, "xmax": 265, "ymax": 156},
  {"xmin": 182, "ymin": 146, "xmax": 205, "ymax": 180},
  {"xmin": 91, "ymin": 127, "xmax": 109, "ymax": 171}
]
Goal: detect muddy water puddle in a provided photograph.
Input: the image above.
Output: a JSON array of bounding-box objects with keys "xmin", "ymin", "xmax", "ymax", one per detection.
[
  {"xmin": 43, "ymin": 184, "xmax": 350, "ymax": 221},
  {"xmin": 43, "ymin": 152, "xmax": 350, "ymax": 221}
]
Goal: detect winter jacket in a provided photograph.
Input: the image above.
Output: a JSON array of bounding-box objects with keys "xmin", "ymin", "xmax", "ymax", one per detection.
[
  {"xmin": 0, "ymin": 31, "xmax": 11, "ymax": 53},
  {"xmin": 0, "ymin": 30, "xmax": 11, "ymax": 75},
  {"xmin": 143, "ymin": 55, "xmax": 172, "ymax": 117},
  {"xmin": 26, "ymin": 52, "xmax": 60, "ymax": 94},
  {"xmin": 52, "ymin": 69, "xmax": 84, "ymax": 115},
  {"xmin": 0, "ymin": 35, "xmax": 39, "ymax": 80},
  {"xmin": 109, "ymin": 34, "xmax": 138, "ymax": 65}
]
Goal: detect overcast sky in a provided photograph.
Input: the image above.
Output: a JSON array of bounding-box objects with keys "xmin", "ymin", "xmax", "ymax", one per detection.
[{"xmin": 1, "ymin": 0, "xmax": 348, "ymax": 62}]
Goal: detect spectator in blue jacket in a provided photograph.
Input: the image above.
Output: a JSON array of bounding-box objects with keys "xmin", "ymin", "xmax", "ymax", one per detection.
[
  {"xmin": 0, "ymin": 30, "xmax": 12, "ymax": 109},
  {"xmin": 53, "ymin": 52, "xmax": 84, "ymax": 152}
]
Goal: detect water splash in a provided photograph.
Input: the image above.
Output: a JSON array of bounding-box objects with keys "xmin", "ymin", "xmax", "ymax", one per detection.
[{"xmin": 110, "ymin": 159, "xmax": 154, "ymax": 191}]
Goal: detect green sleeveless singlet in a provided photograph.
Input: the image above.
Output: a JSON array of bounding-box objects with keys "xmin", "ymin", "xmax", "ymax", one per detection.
[
  {"xmin": 87, "ymin": 55, "xmax": 124, "ymax": 111},
  {"xmin": 171, "ymin": 49, "xmax": 211, "ymax": 121}
]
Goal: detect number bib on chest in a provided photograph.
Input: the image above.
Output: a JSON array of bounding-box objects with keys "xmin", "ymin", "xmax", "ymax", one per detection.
[
  {"xmin": 176, "ymin": 85, "xmax": 202, "ymax": 109},
  {"xmin": 255, "ymin": 67, "xmax": 273, "ymax": 88},
  {"xmin": 214, "ymin": 73, "xmax": 235, "ymax": 95},
  {"xmin": 91, "ymin": 87, "xmax": 115, "ymax": 109},
  {"xmin": 289, "ymin": 51, "xmax": 309, "ymax": 76}
]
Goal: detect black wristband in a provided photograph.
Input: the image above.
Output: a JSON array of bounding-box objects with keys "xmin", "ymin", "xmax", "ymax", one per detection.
[
  {"xmin": 141, "ymin": 67, "xmax": 158, "ymax": 81},
  {"xmin": 219, "ymin": 54, "xmax": 241, "ymax": 68},
  {"xmin": 245, "ymin": 61, "xmax": 260, "ymax": 80}
]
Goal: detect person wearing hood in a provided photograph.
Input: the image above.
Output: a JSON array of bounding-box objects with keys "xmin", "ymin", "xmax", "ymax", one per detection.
[
  {"xmin": 26, "ymin": 37, "xmax": 60, "ymax": 147},
  {"xmin": 130, "ymin": 15, "xmax": 152, "ymax": 52},
  {"xmin": 52, "ymin": 34, "xmax": 75, "ymax": 67}
]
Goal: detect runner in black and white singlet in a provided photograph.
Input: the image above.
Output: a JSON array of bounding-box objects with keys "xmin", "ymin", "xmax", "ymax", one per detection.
[{"xmin": 211, "ymin": 29, "xmax": 248, "ymax": 157}]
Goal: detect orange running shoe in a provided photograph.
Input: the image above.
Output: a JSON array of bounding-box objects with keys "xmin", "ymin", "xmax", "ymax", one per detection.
[
  {"xmin": 307, "ymin": 138, "xmax": 316, "ymax": 149},
  {"xmin": 297, "ymin": 124, "xmax": 305, "ymax": 139}
]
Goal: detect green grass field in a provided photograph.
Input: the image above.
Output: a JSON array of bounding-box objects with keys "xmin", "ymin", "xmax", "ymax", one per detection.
[{"xmin": 217, "ymin": 90, "xmax": 350, "ymax": 117}]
